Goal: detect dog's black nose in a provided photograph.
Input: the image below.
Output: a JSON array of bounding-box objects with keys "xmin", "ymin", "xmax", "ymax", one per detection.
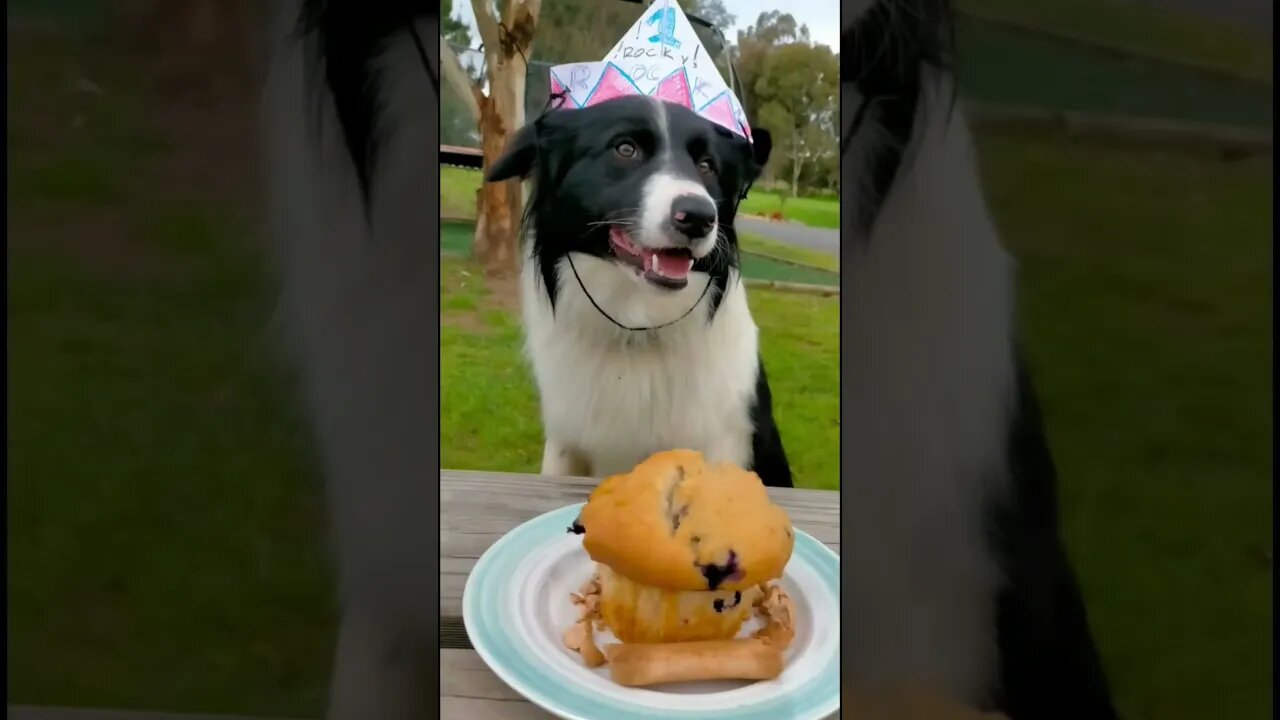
[{"xmin": 670, "ymin": 195, "xmax": 716, "ymax": 239}]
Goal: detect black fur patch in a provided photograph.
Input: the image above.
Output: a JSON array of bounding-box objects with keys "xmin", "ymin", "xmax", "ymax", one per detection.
[
  {"xmin": 297, "ymin": 0, "xmax": 434, "ymax": 207},
  {"xmin": 841, "ymin": 0, "xmax": 956, "ymax": 238},
  {"xmin": 987, "ymin": 352, "xmax": 1120, "ymax": 719},
  {"xmin": 748, "ymin": 357, "xmax": 793, "ymax": 488}
]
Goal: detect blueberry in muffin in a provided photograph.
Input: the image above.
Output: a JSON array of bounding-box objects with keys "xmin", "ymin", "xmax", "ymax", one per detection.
[{"xmin": 572, "ymin": 449, "xmax": 795, "ymax": 643}]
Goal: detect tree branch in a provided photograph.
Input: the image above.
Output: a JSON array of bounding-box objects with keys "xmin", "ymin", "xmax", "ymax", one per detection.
[{"xmin": 470, "ymin": 0, "xmax": 502, "ymax": 55}]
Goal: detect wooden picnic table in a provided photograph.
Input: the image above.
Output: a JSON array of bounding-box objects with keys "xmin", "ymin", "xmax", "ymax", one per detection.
[{"xmin": 440, "ymin": 469, "xmax": 841, "ymax": 719}]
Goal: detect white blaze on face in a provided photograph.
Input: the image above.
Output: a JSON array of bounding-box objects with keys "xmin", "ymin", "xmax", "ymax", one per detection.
[
  {"xmin": 638, "ymin": 172, "xmax": 719, "ymax": 259},
  {"xmin": 635, "ymin": 97, "xmax": 719, "ymax": 261}
]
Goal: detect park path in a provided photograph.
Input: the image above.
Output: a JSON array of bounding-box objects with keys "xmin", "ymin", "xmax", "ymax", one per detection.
[{"xmin": 737, "ymin": 216, "xmax": 841, "ymax": 259}]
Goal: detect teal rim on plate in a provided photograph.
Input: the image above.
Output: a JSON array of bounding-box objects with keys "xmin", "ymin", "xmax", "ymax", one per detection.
[{"xmin": 463, "ymin": 503, "xmax": 841, "ymax": 720}]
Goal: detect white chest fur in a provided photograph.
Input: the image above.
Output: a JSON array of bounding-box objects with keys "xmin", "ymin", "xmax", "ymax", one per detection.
[
  {"xmin": 841, "ymin": 79, "xmax": 1015, "ymax": 703},
  {"xmin": 520, "ymin": 251, "xmax": 761, "ymax": 478}
]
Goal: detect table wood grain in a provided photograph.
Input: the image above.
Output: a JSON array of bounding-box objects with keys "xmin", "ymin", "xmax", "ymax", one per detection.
[
  {"xmin": 441, "ymin": 649, "xmax": 559, "ymax": 719},
  {"xmin": 439, "ymin": 470, "xmax": 840, "ymax": 718}
]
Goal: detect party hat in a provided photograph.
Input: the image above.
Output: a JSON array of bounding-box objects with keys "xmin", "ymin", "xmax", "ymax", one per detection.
[{"xmin": 547, "ymin": 0, "xmax": 753, "ymax": 142}]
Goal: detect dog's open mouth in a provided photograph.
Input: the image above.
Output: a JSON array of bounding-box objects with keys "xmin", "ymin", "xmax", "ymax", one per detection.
[{"xmin": 608, "ymin": 227, "xmax": 695, "ymax": 290}]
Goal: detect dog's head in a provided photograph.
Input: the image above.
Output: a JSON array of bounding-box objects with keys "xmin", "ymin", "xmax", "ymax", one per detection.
[{"xmin": 487, "ymin": 96, "xmax": 771, "ymax": 313}]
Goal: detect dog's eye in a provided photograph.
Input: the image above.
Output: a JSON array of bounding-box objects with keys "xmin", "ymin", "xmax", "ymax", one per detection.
[
  {"xmin": 615, "ymin": 141, "xmax": 639, "ymax": 159},
  {"xmin": 697, "ymin": 158, "xmax": 715, "ymax": 175}
]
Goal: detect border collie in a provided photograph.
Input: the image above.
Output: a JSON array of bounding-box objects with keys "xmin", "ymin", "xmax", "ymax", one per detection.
[
  {"xmin": 264, "ymin": 2, "xmax": 440, "ymax": 718},
  {"xmin": 841, "ymin": 1, "xmax": 1120, "ymax": 717},
  {"xmin": 485, "ymin": 95, "xmax": 794, "ymax": 487}
]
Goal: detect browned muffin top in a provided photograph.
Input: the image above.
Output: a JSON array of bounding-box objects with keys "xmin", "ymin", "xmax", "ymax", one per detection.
[{"xmin": 575, "ymin": 449, "xmax": 794, "ymax": 592}]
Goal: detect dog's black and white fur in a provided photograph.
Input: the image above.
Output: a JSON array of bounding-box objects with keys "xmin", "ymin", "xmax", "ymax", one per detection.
[
  {"xmin": 841, "ymin": 1, "xmax": 1119, "ymax": 717},
  {"xmin": 486, "ymin": 95, "xmax": 794, "ymax": 487},
  {"xmin": 265, "ymin": 2, "xmax": 441, "ymax": 718}
]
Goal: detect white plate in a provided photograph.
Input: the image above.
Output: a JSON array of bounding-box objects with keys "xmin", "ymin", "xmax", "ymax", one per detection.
[{"xmin": 463, "ymin": 503, "xmax": 840, "ymax": 720}]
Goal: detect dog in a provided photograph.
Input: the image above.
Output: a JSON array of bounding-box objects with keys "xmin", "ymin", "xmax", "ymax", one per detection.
[
  {"xmin": 485, "ymin": 95, "xmax": 795, "ymax": 487},
  {"xmin": 840, "ymin": 1, "xmax": 1120, "ymax": 718},
  {"xmin": 263, "ymin": 1, "xmax": 441, "ymax": 718}
]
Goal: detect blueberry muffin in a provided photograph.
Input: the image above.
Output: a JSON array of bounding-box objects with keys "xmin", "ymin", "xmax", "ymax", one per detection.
[{"xmin": 570, "ymin": 449, "xmax": 795, "ymax": 643}]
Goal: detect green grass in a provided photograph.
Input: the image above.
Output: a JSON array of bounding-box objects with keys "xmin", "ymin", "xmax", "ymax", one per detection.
[
  {"xmin": 7, "ymin": 29, "xmax": 334, "ymax": 718},
  {"xmin": 441, "ymin": 166, "xmax": 480, "ymax": 218},
  {"xmin": 440, "ymin": 255, "xmax": 841, "ymax": 489},
  {"xmin": 7, "ymin": 0, "xmax": 107, "ymax": 32},
  {"xmin": 957, "ymin": 0, "xmax": 1272, "ymax": 83},
  {"xmin": 976, "ymin": 132, "xmax": 1272, "ymax": 720},
  {"xmin": 738, "ymin": 254, "xmax": 839, "ymax": 286},
  {"xmin": 957, "ymin": 17, "xmax": 1273, "ymax": 128},
  {"xmin": 7, "ymin": 213, "xmax": 334, "ymax": 718},
  {"xmin": 739, "ymin": 191, "xmax": 840, "ymax": 229}
]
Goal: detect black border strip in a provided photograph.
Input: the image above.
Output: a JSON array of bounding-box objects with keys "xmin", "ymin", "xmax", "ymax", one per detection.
[
  {"xmin": 426, "ymin": 5, "xmax": 444, "ymax": 712},
  {"xmin": 839, "ymin": 1, "xmax": 859, "ymax": 708}
]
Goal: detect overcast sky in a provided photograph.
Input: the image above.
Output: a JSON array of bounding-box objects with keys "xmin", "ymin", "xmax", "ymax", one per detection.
[
  {"xmin": 450, "ymin": 1, "xmax": 839, "ymax": 53},
  {"xmin": 726, "ymin": 0, "xmax": 839, "ymax": 50}
]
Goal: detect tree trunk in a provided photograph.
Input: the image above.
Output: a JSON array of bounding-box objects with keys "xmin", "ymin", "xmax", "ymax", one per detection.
[
  {"xmin": 470, "ymin": 0, "xmax": 540, "ymax": 278},
  {"xmin": 790, "ymin": 129, "xmax": 805, "ymax": 198},
  {"xmin": 473, "ymin": 90, "xmax": 520, "ymax": 276}
]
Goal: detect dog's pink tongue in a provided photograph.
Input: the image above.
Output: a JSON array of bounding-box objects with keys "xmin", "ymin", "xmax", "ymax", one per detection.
[{"xmin": 646, "ymin": 250, "xmax": 694, "ymax": 279}]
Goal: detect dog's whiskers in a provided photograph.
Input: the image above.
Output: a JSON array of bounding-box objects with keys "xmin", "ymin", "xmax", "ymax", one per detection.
[{"xmin": 582, "ymin": 217, "xmax": 640, "ymax": 242}]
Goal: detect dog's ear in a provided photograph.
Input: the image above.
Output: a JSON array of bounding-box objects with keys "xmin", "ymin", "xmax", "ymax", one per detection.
[
  {"xmin": 750, "ymin": 128, "xmax": 772, "ymax": 178},
  {"xmin": 485, "ymin": 122, "xmax": 539, "ymax": 182}
]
